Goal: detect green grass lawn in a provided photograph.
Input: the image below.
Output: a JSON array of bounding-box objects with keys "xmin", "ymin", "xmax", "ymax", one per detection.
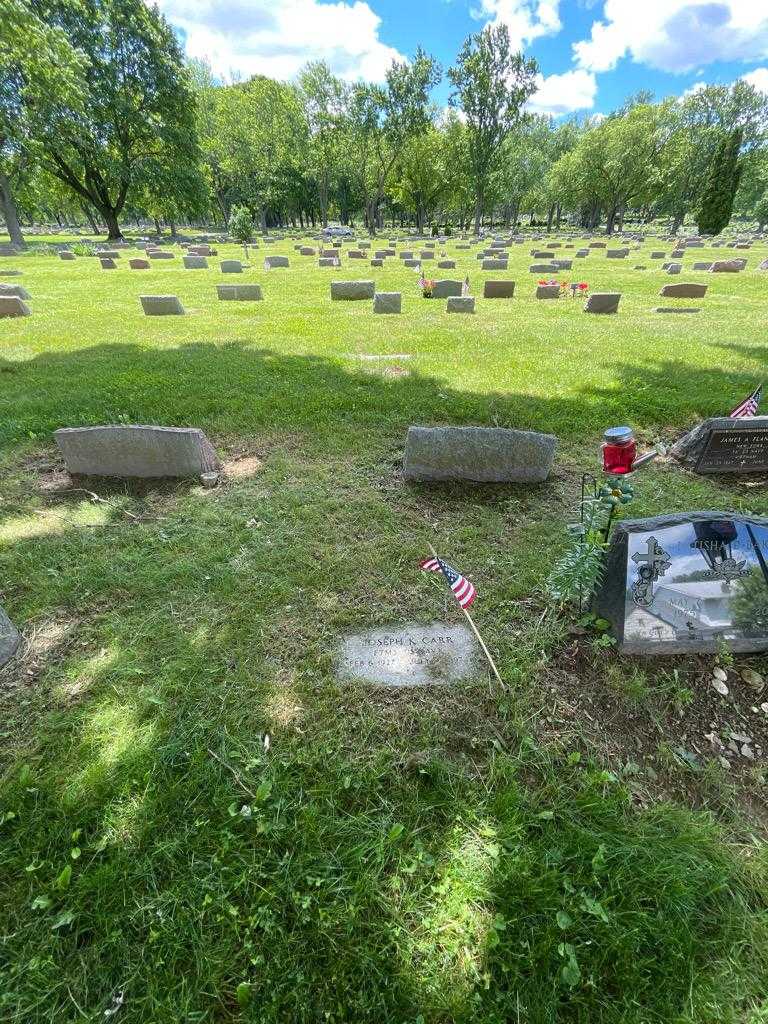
[{"xmin": 1, "ymin": 233, "xmax": 768, "ymax": 1022}]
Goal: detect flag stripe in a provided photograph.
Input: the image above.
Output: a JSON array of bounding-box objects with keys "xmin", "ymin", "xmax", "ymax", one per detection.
[
  {"xmin": 420, "ymin": 555, "xmax": 477, "ymax": 609},
  {"xmin": 729, "ymin": 384, "xmax": 762, "ymax": 419}
]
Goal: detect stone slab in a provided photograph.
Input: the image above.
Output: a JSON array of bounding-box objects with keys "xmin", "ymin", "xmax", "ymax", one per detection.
[
  {"xmin": 54, "ymin": 425, "xmax": 220, "ymax": 480},
  {"xmin": 0, "ymin": 284, "xmax": 30, "ymax": 299},
  {"xmin": 446, "ymin": 296, "xmax": 475, "ymax": 313},
  {"xmin": 530, "ymin": 263, "xmax": 558, "ymax": 273},
  {"xmin": 140, "ymin": 295, "xmax": 184, "ymax": 316},
  {"xmin": 595, "ymin": 511, "xmax": 768, "ymax": 654},
  {"xmin": 660, "ymin": 283, "xmax": 708, "ymax": 298},
  {"xmin": 672, "ymin": 417, "xmax": 768, "ymax": 474},
  {"xmin": 216, "ymin": 284, "xmax": 263, "ymax": 301},
  {"xmin": 536, "ymin": 284, "xmax": 560, "ymax": 299},
  {"xmin": 129, "ymin": 258, "xmax": 150, "ymax": 269},
  {"xmin": 482, "ymin": 259, "xmax": 508, "ymax": 270},
  {"xmin": 483, "ymin": 280, "xmax": 515, "ymax": 298},
  {"xmin": 404, "ymin": 425, "xmax": 555, "ymax": 483},
  {"xmin": 432, "ymin": 279, "xmax": 463, "ymax": 298},
  {"xmin": 264, "ymin": 256, "xmax": 289, "ymax": 269},
  {"xmin": 220, "ymin": 260, "xmax": 243, "ymax": 273},
  {"xmin": 437, "ymin": 260, "xmax": 456, "ymax": 269},
  {"xmin": 710, "ymin": 260, "xmax": 743, "ymax": 272},
  {"xmin": 337, "ymin": 621, "xmax": 481, "ymax": 687},
  {"xmin": 100, "ymin": 258, "xmax": 117, "ymax": 269},
  {"xmin": 0, "ymin": 296, "xmax": 31, "ymax": 317},
  {"xmin": 183, "ymin": 256, "xmax": 208, "ymax": 269},
  {"xmin": 584, "ymin": 292, "xmax": 620, "ymax": 313},
  {"xmin": 0, "ymin": 606, "xmax": 20, "ymax": 670},
  {"xmin": 654, "ymin": 307, "xmax": 701, "ymax": 313},
  {"xmin": 331, "ymin": 280, "xmax": 375, "ymax": 300},
  {"xmin": 373, "ymin": 291, "xmax": 401, "ymax": 313}
]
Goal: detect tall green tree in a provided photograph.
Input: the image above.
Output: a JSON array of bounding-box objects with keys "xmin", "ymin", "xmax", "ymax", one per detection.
[
  {"xmin": 298, "ymin": 62, "xmax": 348, "ymax": 228},
  {"xmin": 24, "ymin": 0, "xmax": 199, "ymax": 239},
  {"xmin": 447, "ymin": 24, "xmax": 537, "ymax": 234},
  {"xmin": 550, "ymin": 104, "xmax": 666, "ymax": 234},
  {"xmin": 352, "ymin": 48, "xmax": 440, "ymax": 235},
  {"xmin": 698, "ymin": 128, "xmax": 743, "ymax": 235},
  {"xmin": 0, "ymin": 0, "xmax": 85, "ymax": 245},
  {"xmin": 658, "ymin": 82, "xmax": 768, "ymax": 233}
]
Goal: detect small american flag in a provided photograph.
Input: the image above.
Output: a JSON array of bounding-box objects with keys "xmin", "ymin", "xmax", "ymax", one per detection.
[
  {"xmin": 729, "ymin": 383, "xmax": 763, "ymax": 418},
  {"xmin": 420, "ymin": 555, "xmax": 476, "ymax": 609}
]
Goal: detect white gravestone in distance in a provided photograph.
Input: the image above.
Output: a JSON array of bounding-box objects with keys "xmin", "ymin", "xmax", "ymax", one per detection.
[{"xmin": 337, "ymin": 622, "xmax": 481, "ymax": 687}]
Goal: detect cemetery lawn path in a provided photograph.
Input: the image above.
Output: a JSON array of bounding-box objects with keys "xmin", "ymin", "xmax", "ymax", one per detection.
[{"xmin": 1, "ymin": 234, "xmax": 767, "ymax": 1023}]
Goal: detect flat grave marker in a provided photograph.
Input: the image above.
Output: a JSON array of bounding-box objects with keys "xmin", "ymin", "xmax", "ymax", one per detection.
[{"xmin": 337, "ymin": 622, "xmax": 481, "ymax": 687}]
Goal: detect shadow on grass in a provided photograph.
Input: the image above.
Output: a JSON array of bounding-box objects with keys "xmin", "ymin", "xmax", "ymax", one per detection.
[
  {"xmin": 2, "ymin": 340, "xmax": 767, "ymax": 453},
  {"xmin": 1, "ymin": 343, "xmax": 767, "ymax": 1022}
]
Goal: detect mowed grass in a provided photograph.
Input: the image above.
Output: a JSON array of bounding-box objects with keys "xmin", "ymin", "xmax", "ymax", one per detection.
[{"xmin": 1, "ymin": 234, "xmax": 768, "ymax": 1023}]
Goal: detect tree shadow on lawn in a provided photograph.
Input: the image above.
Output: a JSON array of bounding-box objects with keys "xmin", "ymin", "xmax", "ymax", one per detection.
[
  {"xmin": 1, "ymin": 339, "xmax": 765, "ymax": 453},
  {"xmin": 1, "ymin": 342, "xmax": 767, "ymax": 1022}
]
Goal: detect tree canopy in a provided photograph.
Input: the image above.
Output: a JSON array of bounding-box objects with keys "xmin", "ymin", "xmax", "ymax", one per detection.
[{"xmin": 3, "ymin": 6, "xmax": 768, "ymax": 240}]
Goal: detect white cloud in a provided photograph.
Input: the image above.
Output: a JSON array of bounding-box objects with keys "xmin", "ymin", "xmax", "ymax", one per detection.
[
  {"xmin": 573, "ymin": 1, "xmax": 768, "ymax": 74},
  {"xmin": 526, "ymin": 69, "xmax": 597, "ymax": 115},
  {"xmin": 742, "ymin": 66, "xmax": 768, "ymax": 94},
  {"xmin": 152, "ymin": 0, "xmax": 405, "ymax": 82},
  {"xmin": 471, "ymin": 0, "xmax": 562, "ymax": 49}
]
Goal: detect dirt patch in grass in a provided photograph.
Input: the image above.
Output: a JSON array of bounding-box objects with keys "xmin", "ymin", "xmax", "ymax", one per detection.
[
  {"xmin": 0, "ymin": 611, "xmax": 80, "ymax": 699},
  {"xmin": 222, "ymin": 454, "xmax": 263, "ymax": 479},
  {"xmin": 536, "ymin": 638, "xmax": 768, "ymax": 827}
]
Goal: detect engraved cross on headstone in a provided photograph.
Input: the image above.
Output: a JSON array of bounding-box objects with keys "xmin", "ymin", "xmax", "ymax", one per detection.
[{"xmin": 631, "ymin": 536, "xmax": 671, "ymax": 607}]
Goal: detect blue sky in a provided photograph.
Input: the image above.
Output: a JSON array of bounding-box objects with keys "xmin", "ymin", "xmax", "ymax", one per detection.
[{"xmin": 156, "ymin": 0, "xmax": 768, "ymax": 117}]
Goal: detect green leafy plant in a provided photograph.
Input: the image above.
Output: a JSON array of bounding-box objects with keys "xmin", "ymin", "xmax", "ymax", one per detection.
[
  {"xmin": 228, "ymin": 205, "xmax": 254, "ymax": 245},
  {"xmin": 546, "ymin": 496, "xmax": 613, "ymax": 607}
]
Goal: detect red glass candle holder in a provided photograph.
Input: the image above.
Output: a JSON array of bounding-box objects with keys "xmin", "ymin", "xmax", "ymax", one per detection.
[{"xmin": 601, "ymin": 426, "xmax": 636, "ymax": 475}]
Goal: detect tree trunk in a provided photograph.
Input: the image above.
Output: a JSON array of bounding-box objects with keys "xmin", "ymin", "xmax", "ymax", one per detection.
[
  {"xmin": 0, "ymin": 170, "xmax": 26, "ymax": 247},
  {"xmin": 473, "ymin": 192, "xmax": 482, "ymax": 236},
  {"xmin": 102, "ymin": 207, "xmax": 124, "ymax": 240},
  {"xmin": 671, "ymin": 210, "xmax": 684, "ymax": 234},
  {"xmin": 605, "ymin": 206, "xmax": 617, "ymax": 235},
  {"xmin": 546, "ymin": 203, "xmax": 555, "ymax": 232},
  {"xmin": 366, "ymin": 198, "xmax": 377, "ymax": 237},
  {"xmin": 555, "ymin": 203, "xmax": 562, "ymax": 230},
  {"xmin": 169, "ymin": 219, "xmax": 176, "ymax": 237},
  {"xmin": 153, "ymin": 217, "xmax": 162, "ymax": 236},
  {"xmin": 81, "ymin": 202, "xmax": 99, "ymax": 234}
]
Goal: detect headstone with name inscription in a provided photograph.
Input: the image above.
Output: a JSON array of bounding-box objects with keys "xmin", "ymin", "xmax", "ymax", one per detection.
[
  {"xmin": 337, "ymin": 622, "xmax": 481, "ymax": 687},
  {"xmin": 672, "ymin": 416, "xmax": 768, "ymax": 474},
  {"xmin": 595, "ymin": 511, "xmax": 768, "ymax": 654}
]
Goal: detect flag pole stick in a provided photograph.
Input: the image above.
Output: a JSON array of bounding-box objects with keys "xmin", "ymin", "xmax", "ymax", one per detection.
[{"xmin": 428, "ymin": 543, "xmax": 503, "ymax": 686}]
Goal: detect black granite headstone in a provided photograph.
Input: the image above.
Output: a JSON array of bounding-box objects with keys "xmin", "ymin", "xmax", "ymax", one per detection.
[
  {"xmin": 595, "ymin": 512, "xmax": 768, "ymax": 654},
  {"xmin": 672, "ymin": 417, "xmax": 768, "ymax": 474}
]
